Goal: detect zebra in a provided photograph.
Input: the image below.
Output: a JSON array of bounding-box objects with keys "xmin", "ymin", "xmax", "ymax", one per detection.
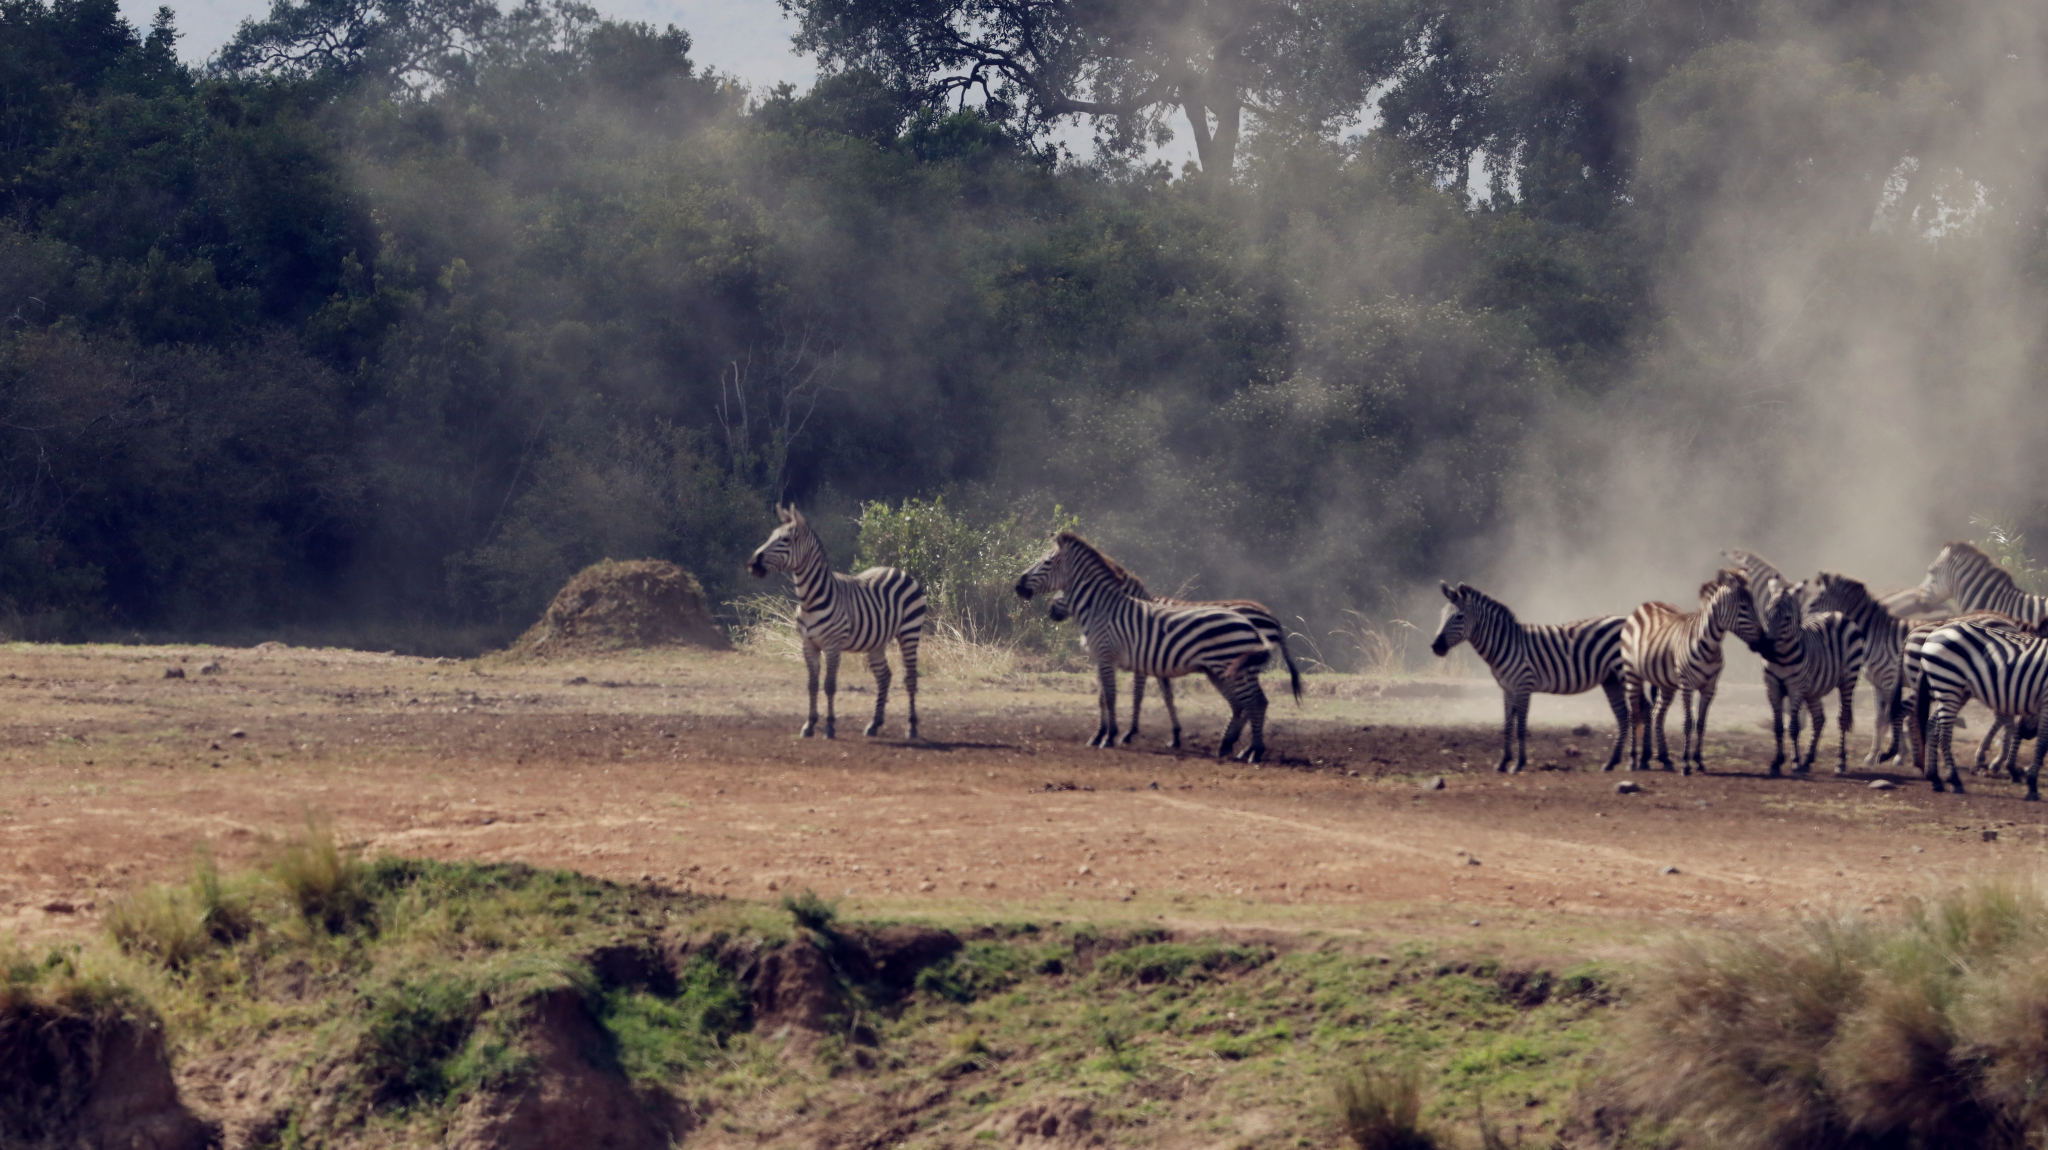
[
  {"xmin": 1909, "ymin": 541, "xmax": 2048, "ymax": 624},
  {"xmin": 1723, "ymin": 549, "xmax": 1792, "ymax": 612},
  {"xmin": 1620, "ymin": 569, "xmax": 1773, "ymax": 775},
  {"xmin": 1755, "ymin": 581, "xmax": 1866, "ymax": 776},
  {"xmin": 1901, "ymin": 611, "xmax": 2048, "ymax": 790},
  {"xmin": 1428, "ymin": 582, "xmax": 1628, "ymax": 773},
  {"xmin": 1045, "ymin": 573, "xmax": 1303, "ymax": 751},
  {"xmin": 1905, "ymin": 542, "xmax": 2048, "ymax": 770},
  {"xmin": 1914, "ymin": 618, "xmax": 2048, "ymax": 800},
  {"xmin": 1015, "ymin": 532, "xmax": 1276, "ymax": 762},
  {"xmin": 747, "ymin": 504, "xmax": 926, "ymax": 740},
  {"xmin": 1807, "ymin": 571, "xmax": 1914, "ymax": 767}
]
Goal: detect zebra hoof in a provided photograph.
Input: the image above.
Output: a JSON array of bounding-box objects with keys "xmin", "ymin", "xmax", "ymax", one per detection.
[
  {"xmin": 863, "ymin": 723, "xmax": 881, "ymax": 737},
  {"xmin": 2027, "ymin": 791, "xmax": 2041, "ymax": 802},
  {"xmin": 801, "ymin": 723, "xmax": 816, "ymax": 738}
]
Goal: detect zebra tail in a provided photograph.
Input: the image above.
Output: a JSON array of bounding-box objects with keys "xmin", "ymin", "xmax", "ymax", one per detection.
[{"xmin": 1277, "ymin": 633, "xmax": 1304, "ymax": 703}]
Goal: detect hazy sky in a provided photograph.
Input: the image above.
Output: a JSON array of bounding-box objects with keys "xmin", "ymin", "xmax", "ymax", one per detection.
[{"xmin": 125, "ymin": 0, "xmax": 821, "ymax": 89}]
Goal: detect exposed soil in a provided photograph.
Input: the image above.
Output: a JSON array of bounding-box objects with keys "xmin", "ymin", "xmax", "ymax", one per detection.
[
  {"xmin": 1, "ymin": 642, "xmax": 2041, "ymax": 949},
  {"xmin": 503, "ymin": 559, "xmax": 731, "ymax": 660}
]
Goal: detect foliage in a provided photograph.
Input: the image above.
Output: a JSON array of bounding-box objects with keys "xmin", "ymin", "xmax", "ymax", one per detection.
[
  {"xmin": 855, "ymin": 496, "xmax": 1079, "ymax": 653},
  {"xmin": 1334, "ymin": 1061, "xmax": 1440, "ymax": 1150},
  {"xmin": 1971, "ymin": 516, "xmax": 2048, "ymax": 596},
  {"xmin": 0, "ymin": 0, "xmax": 2045, "ymax": 656},
  {"xmin": 781, "ymin": 887, "xmax": 838, "ymax": 932},
  {"xmin": 1610, "ymin": 879, "xmax": 2048, "ymax": 1150}
]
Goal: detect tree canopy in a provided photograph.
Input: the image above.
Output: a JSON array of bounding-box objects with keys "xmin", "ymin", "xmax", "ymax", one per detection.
[{"xmin": 0, "ymin": 0, "xmax": 2041, "ymax": 653}]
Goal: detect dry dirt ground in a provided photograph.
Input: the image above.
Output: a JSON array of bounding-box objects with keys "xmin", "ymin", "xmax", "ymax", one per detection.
[{"xmin": 2, "ymin": 640, "xmax": 2044, "ymax": 948}]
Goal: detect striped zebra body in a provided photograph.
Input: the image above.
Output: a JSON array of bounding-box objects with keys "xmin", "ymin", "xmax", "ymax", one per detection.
[
  {"xmin": 1723, "ymin": 550, "xmax": 1791, "ymax": 612},
  {"xmin": 1429, "ymin": 582, "xmax": 1627, "ymax": 773},
  {"xmin": 1809, "ymin": 571, "xmax": 1913, "ymax": 766},
  {"xmin": 1047, "ymin": 575, "xmax": 1303, "ymax": 750},
  {"xmin": 1902, "ymin": 611, "xmax": 2045, "ymax": 790},
  {"xmin": 1620, "ymin": 569, "xmax": 1771, "ymax": 775},
  {"xmin": 1016, "ymin": 533, "xmax": 1276, "ymax": 762},
  {"xmin": 1915, "ymin": 619, "xmax": 2048, "ymax": 800},
  {"xmin": 748, "ymin": 505, "xmax": 926, "ymax": 740},
  {"xmin": 1909, "ymin": 542, "xmax": 2048, "ymax": 774},
  {"xmin": 1913, "ymin": 541, "xmax": 2048, "ymax": 624},
  {"xmin": 1756, "ymin": 583, "xmax": 1866, "ymax": 776}
]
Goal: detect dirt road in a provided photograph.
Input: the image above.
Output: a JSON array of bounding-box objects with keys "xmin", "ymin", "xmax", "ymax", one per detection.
[{"xmin": 2, "ymin": 641, "xmax": 2041, "ymax": 945}]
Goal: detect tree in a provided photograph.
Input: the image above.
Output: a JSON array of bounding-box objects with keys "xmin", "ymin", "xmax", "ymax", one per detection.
[
  {"xmin": 217, "ymin": 0, "xmax": 596, "ymax": 96},
  {"xmin": 780, "ymin": 0, "xmax": 1385, "ymax": 173}
]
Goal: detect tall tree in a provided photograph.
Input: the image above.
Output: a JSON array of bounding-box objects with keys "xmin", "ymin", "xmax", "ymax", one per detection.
[{"xmin": 780, "ymin": 0, "xmax": 1386, "ymax": 173}]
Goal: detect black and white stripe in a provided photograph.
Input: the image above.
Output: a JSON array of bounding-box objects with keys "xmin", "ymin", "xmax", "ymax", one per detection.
[
  {"xmin": 1915, "ymin": 618, "xmax": 2048, "ymax": 800},
  {"xmin": 1428, "ymin": 582, "xmax": 1628, "ymax": 773},
  {"xmin": 1756, "ymin": 581, "xmax": 1866, "ymax": 777},
  {"xmin": 1016, "ymin": 533, "xmax": 1276, "ymax": 762},
  {"xmin": 1046, "ymin": 573, "xmax": 1303, "ymax": 750},
  {"xmin": 1902, "ymin": 610, "xmax": 2048, "ymax": 790},
  {"xmin": 1808, "ymin": 571, "xmax": 1913, "ymax": 766},
  {"xmin": 748, "ymin": 504, "xmax": 926, "ymax": 740},
  {"xmin": 1912, "ymin": 541, "xmax": 2048, "ymax": 624},
  {"xmin": 1620, "ymin": 569, "xmax": 1772, "ymax": 775}
]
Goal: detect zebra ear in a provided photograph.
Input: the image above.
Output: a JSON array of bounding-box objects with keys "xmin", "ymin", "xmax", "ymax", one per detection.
[
  {"xmin": 1440, "ymin": 581, "xmax": 1458, "ymax": 602},
  {"xmin": 776, "ymin": 504, "xmax": 793, "ymax": 524}
]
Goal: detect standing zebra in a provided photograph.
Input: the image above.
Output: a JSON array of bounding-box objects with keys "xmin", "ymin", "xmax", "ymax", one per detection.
[
  {"xmin": 1807, "ymin": 571, "xmax": 1914, "ymax": 767},
  {"xmin": 1723, "ymin": 550, "xmax": 1791, "ymax": 611},
  {"xmin": 1905, "ymin": 542, "xmax": 2048, "ymax": 770},
  {"xmin": 1016, "ymin": 533, "xmax": 1276, "ymax": 762},
  {"xmin": 1909, "ymin": 541, "xmax": 2048, "ymax": 624},
  {"xmin": 747, "ymin": 505, "xmax": 926, "ymax": 740},
  {"xmin": 1901, "ymin": 611, "xmax": 2048, "ymax": 789},
  {"xmin": 1755, "ymin": 581, "xmax": 1866, "ymax": 776},
  {"xmin": 1621, "ymin": 569, "xmax": 1772, "ymax": 775},
  {"xmin": 1428, "ymin": 583, "xmax": 1628, "ymax": 773},
  {"xmin": 1914, "ymin": 618, "xmax": 2048, "ymax": 800},
  {"xmin": 1046, "ymin": 572, "xmax": 1303, "ymax": 750}
]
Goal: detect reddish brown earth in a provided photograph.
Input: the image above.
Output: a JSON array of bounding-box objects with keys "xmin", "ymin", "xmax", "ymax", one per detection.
[{"xmin": 1, "ymin": 641, "xmax": 2041, "ymax": 944}]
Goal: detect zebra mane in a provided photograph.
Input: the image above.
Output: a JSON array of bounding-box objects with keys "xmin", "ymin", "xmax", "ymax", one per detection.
[
  {"xmin": 1942, "ymin": 540, "xmax": 2019, "ymax": 591},
  {"xmin": 1701, "ymin": 568, "xmax": 1749, "ymax": 600},
  {"xmin": 1816, "ymin": 571, "xmax": 1875, "ymax": 615},
  {"xmin": 1055, "ymin": 532, "xmax": 1132, "ymax": 583},
  {"xmin": 1451, "ymin": 583, "xmax": 1518, "ymax": 626}
]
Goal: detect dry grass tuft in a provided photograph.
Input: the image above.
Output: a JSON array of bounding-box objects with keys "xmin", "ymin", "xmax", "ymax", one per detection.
[
  {"xmin": 1334, "ymin": 1061, "xmax": 1442, "ymax": 1150},
  {"xmin": 729, "ymin": 594, "xmax": 1027, "ymax": 682},
  {"xmin": 1612, "ymin": 879, "xmax": 2048, "ymax": 1149}
]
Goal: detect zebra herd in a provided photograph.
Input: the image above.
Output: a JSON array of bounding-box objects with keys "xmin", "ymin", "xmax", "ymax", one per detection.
[
  {"xmin": 747, "ymin": 508, "xmax": 1298, "ymax": 762},
  {"xmin": 746, "ymin": 508, "xmax": 2048, "ymax": 798},
  {"xmin": 1432, "ymin": 541, "xmax": 2048, "ymax": 799}
]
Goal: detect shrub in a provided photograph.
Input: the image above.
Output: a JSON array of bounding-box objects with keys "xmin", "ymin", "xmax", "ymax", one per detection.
[
  {"xmin": 274, "ymin": 813, "xmax": 373, "ymax": 934},
  {"xmin": 1333, "ymin": 1061, "xmax": 1440, "ymax": 1150},
  {"xmin": 1611, "ymin": 880, "xmax": 2048, "ymax": 1150},
  {"xmin": 781, "ymin": 888, "xmax": 838, "ymax": 932},
  {"xmin": 854, "ymin": 497, "xmax": 1080, "ymax": 656}
]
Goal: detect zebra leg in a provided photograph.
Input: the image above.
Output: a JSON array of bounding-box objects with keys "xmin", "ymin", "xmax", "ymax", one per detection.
[
  {"xmin": 2001, "ymin": 719, "xmax": 2026, "ymax": 783},
  {"xmin": 1157, "ymin": 677, "xmax": 1183, "ymax": 750},
  {"xmin": 1876, "ymin": 679, "xmax": 1903, "ymax": 765},
  {"xmin": 1693, "ymin": 687, "xmax": 1718, "ymax": 774},
  {"xmin": 900, "ymin": 633, "xmax": 920, "ymax": 740},
  {"xmin": 821, "ymin": 648, "xmax": 842, "ymax": 740},
  {"xmin": 1795, "ymin": 694, "xmax": 1822, "ymax": 774},
  {"xmin": 1214, "ymin": 671, "xmax": 1244, "ymax": 760},
  {"xmin": 801, "ymin": 641, "xmax": 823, "ymax": 738},
  {"xmin": 2029, "ymin": 702, "xmax": 2048, "ymax": 801},
  {"xmin": 1513, "ymin": 697, "xmax": 1530, "ymax": 774},
  {"xmin": 1120, "ymin": 674, "xmax": 1145, "ymax": 746},
  {"xmin": 1974, "ymin": 716, "xmax": 2008, "ymax": 776},
  {"xmin": 1600, "ymin": 676, "xmax": 1628, "ymax": 771},
  {"xmin": 1767, "ymin": 678, "xmax": 1788, "ymax": 777},
  {"xmin": 1623, "ymin": 676, "xmax": 1647, "ymax": 771},
  {"xmin": 1496, "ymin": 691, "xmax": 1518, "ymax": 773},
  {"xmin": 1092, "ymin": 662, "xmax": 1118, "ymax": 748},
  {"xmin": 1655, "ymin": 688, "xmax": 1677, "ymax": 772},
  {"xmin": 1938, "ymin": 708, "xmax": 1966, "ymax": 794},
  {"xmin": 1834, "ymin": 679, "xmax": 1854, "ymax": 775},
  {"xmin": 1242, "ymin": 678, "xmax": 1270, "ymax": 763},
  {"xmin": 863, "ymin": 648, "xmax": 892, "ymax": 737}
]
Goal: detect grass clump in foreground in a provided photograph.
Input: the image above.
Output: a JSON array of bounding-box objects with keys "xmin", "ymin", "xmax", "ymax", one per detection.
[{"xmin": 1613, "ymin": 879, "xmax": 2048, "ymax": 1149}]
